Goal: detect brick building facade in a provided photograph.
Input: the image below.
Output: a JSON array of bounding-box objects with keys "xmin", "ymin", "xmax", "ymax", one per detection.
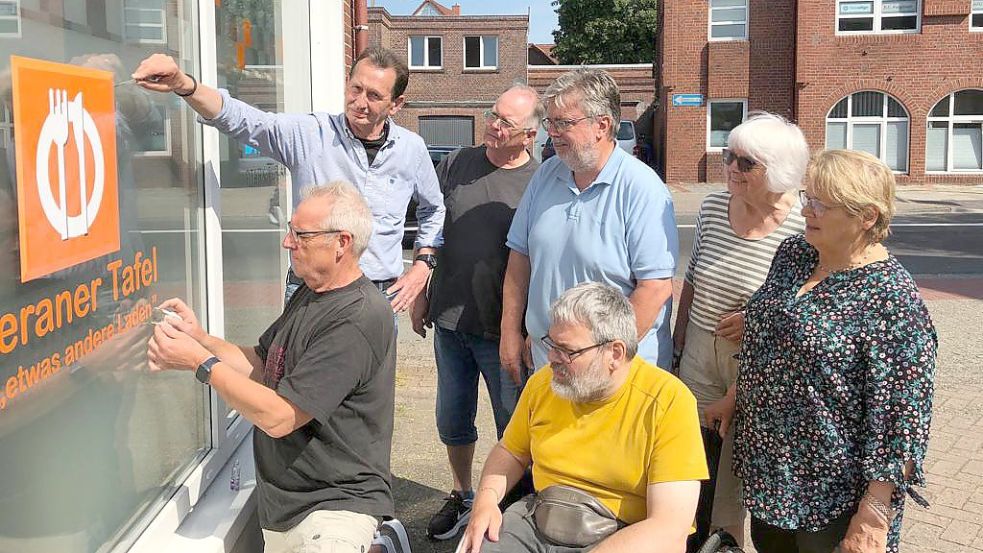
[
  {"xmin": 528, "ymin": 64, "xmax": 656, "ymax": 124},
  {"xmin": 367, "ymin": 1, "xmax": 529, "ymax": 146},
  {"xmin": 656, "ymin": 0, "xmax": 983, "ymax": 185}
]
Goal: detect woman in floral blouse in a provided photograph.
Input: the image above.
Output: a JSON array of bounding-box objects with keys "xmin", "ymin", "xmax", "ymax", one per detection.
[{"xmin": 731, "ymin": 149, "xmax": 937, "ymax": 553}]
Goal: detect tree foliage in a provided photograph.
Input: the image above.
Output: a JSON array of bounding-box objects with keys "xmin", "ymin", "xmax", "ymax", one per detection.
[{"xmin": 551, "ymin": 0, "xmax": 659, "ymax": 65}]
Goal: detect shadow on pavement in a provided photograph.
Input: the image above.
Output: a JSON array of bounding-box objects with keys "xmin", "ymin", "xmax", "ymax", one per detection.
[{"xmin": 393, "ymin": 476, "xmax": 461, "ymax": 553}]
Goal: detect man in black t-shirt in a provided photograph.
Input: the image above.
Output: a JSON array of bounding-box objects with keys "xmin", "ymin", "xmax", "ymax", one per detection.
[
  {"xmin": 409, "ymin": 85, "xmax": 543, "ymax": 541},
  {"xmin": 148, "ymin": 182, "xmax": 396, "ymax": 553}
]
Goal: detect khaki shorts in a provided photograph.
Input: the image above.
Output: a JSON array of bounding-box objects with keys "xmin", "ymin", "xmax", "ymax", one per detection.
[
  {"xmin": 262, "ymin": 510, "xmax": 377, "ymax": 553},
  {"xmin": 677, "ymin": 321, "xmax": 747, "ymax": 529}
]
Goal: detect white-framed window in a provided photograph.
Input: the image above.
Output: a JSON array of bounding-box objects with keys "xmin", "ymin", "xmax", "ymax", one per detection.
[
  {"xmin": 0, "ymin": 103, "xmax": 11, "ymax": 149},
  {"xmin": 707, "ymin": 99, "xmax": 747, "ymax": 150},
  {"xmin": 709, "ymin": 0, "xmax": 748, "ymax": 40},
  {"xmin": 972, "ymin": 0, "xmax": 983, "ymax": 30},
  {"xmin": 926, "ymin": 89, "xmax": 983, "ymax": 173},
  {"xmin": 464, "ymin": 36, "xmax": 498, "ymax": 69},
  {"xmin": 0, "ymin": 0, "xmax": 20, "ymax": 37},
  {"xmin": 123, "ymin": 0, "xmax": 167, "ymax": 44},
  {"xmin": 826, "ymin": 91, "xmax": 910, "ymax": 172},
  {"xmin": 836, "ymin": 0, "xmax": 920, "ymax": 34},
  {"xmin": 408, "ymin": 35, "xmax": 442, "ymax": 69},
  {"xmin": 132, "ymin": 103, "xmax": 172, "ymax": 157}
]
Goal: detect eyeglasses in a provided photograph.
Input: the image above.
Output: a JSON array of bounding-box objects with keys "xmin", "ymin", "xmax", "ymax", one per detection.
[
  {"xmin": 541, "ymin": 116, "xmax": 595, "ymax": 133},
  {"xmin": 722, "ymin": 149, "xmax": 760, "ymax": 173},
  {"xmin": 286, "ymin": 222, "xmax": 343, "ymax": 243},
  {"xmin": 798, "ymin": 191, "xmax": 842, "ymax": 216},
  {"xmin": 541, "ymin": 335, "xmax": 611, "ymax": 364},
  {"xmin": 483, "ymin": 109, "xmax": 525, "ymax": 132}
]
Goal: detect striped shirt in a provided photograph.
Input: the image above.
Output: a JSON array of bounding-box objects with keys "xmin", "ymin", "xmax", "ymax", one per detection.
[{"xmin": 684, "ymin": 191, "xmax": 806, "ymax": 332}]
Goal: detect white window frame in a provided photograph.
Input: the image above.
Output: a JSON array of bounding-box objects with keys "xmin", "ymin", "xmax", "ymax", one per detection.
[
  {"xmin": 463, "ymin": 35, "xmax": 498, "ymax": 70},
  {"xmin": 408, "ymin": 35, "xmax": 442, "ymax": 69},
  {"xmin": 825, "ymin": 91, "xmax": 910, "ymax": 173},
  {"xmin": 925, "ymin": 90, "xmax": 983, "ymax": 173},
  {"xmin": 0, "ymin": 0, "xmax": 21, "ymax": 38},
  {"xmin": 835, "ymin": 0, "xmax": 921, "ymax": 35},
  {"xmin": 132, "ymin": 103, "xmax": 173, "ymax": 157},
  {"xmin": 971, "ymin": 0, "xmax": 983, "ymax": 31},
  {"xmin": 123, "ymin": 0, "xmax": 167, "ymax": 44},
  {"xmin": 708, "ymin": 0, "xmax": 748, "ymax": 41},
  {"xmin": 706, "ymin": 98, "xmax": 748, "ymax": 151}
]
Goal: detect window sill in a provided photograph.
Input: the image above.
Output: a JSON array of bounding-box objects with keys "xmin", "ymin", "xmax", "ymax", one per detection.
[
  {"xmin": 409, "ymin": 67, "xmax": 444, "ymax": 72},
  {"xmin": 130, "ymin": 431, "xmax": 257, "ymax": 553},
  {"xmin": 463, "ymin": 67, "xmax": 499, "ymax": 73},
  {"xmin": 708, "ymin": 37, "xmax": 748, "ymax": 42}
]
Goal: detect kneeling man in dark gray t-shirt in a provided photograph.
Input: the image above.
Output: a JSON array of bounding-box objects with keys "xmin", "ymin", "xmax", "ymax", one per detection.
[{"xmin": 148, "ymin": 181, "xmax": 396, "ymax": 553}]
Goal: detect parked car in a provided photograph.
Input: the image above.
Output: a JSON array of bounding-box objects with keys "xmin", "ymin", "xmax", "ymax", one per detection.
[
  {"xmin": 541, "ymin": 137, "xmax": 556, "ymax": 161},
  {"xmin": 617, "ymin": 120, "xmax": 637, "ymax": 156},
  {"xmin": 403, "ymin": 145, "xmax": 460, "ymax": 248}
]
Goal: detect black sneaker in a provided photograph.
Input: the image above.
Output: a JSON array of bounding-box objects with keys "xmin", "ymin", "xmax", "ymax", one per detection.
[{"xmin": 427, "ymin": 490, "xmax": 473, "ymax": 541}]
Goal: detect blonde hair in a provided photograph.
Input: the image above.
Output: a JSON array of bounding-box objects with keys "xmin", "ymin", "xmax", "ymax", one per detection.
[
  {"xmin": 301, "ymin": 181, "xmax": 374, "ymax": 256},
  {"xmin": 806, "ymin": 150, "xmax": 896, "ymax": 243}
]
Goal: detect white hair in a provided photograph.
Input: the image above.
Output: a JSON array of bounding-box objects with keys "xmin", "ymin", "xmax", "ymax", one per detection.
[
  {"xmin": 549, "ymin": 282, "xmax": 638, "ymax": 359},
  {"xmin": 301, "ymin": 181, "xmax": 373, "ymax": 256},
  {"xmin": 728, "ymin": 111, "xmax": 810, "ymax": 193}
]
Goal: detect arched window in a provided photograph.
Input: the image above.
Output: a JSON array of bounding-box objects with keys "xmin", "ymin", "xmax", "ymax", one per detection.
[
  {"xmin": 825, "ymin": 91, "xmax": 909, "ymax": 172},
  {"xmin": 926, "ymin": 90, "xmax": 983, "ymax": 173}
]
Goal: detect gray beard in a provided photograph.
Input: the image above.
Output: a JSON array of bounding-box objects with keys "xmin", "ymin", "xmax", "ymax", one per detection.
[
  {"xmin": 558, "ymin": 143, "xmax": 600, "ymax": 174},
  {"xmin": 550, "ymin": 356, "xmax": 610, "ymax": 403}
]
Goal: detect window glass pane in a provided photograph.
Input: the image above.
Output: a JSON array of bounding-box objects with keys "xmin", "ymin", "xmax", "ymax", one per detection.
[
  {"xmin": 827, "ymin": 122, "xmax": 848, "ymax": 149},
  {"xmin": 882, "ymin": 16, "xmax": 918, "ymax": 30},
  {"xmin": 0, "ymin": 18, "xmax": 17, "ymax": 33},
  {"xmin": 973, "ymin": 13, "xmax": 983, "ymax": 27},
  {"xmin": 464, "ymin": 36, "xmax": 480, "ymax": 68},
  {"xmin": 852, "ymin": 123, "xmax": 882, "ymax": 157},
  {"xmin": 839, "ymin": 17, "xmax": 874, "ymax": 31},
  {"xmin": 926, "ymin": 121, "xmax": 948, "ymax": 171},
  {"xmin": 952, "ymin": 124, "xmax": 983, "ymax": 170},
  {"xmin": 0, "ymin": 2, "xmax": 208, "ymax": 551},
  {"xmin": 711, "ymin": 0, "xmax": 746, "ymax": 7},
  {"xmin": 709, "ymin": 102, "xmax": 745, "ymax": 148},
  {"xmin": 482, "ymin": 36, "xmax": 498, "ymax": 67},
  {"xmin": 930, "ymin": 96, "xmax": 950, "ymax": 117},
  {"xmin": 885, "ymin": 120, "xmax": 908, "ymax": 171},
  {"xmin": 882, "ymin": 0, "xmax": 917, "ymax": 13},
  {"xmin": 973, "ymin": 0, "xmax": 983, "ymax": 9},
  {"xmin": 953, "ymin": 90, "xmax": 983, "ymax": 116},
  {"xmin": 215, "ymin": 0, "xmax": 299, "ymax": 353},
  {"xmin": 839, "ymin": 1, "xmax": 874, "ymax": 14},
  {"xmin": 0, "ymin": 3, "xmax": 17, "ymax": 17},
  {"xmin": 427, "ymin": 37, "xmax": 442, "ymax": 67},
  {"xmin": 126, "ymin": 25, "xmax": 164, "ymax": 41},
  {"xmin": 128, "ymin": 0, "xmax": 164, "ymax": 7},
  {"xmin": 618, "ymin": 121, "xmax": 635, "ymax": 140},
  {"xmin": 125, "ymin": 9, "xmax": 165, "ymax": 24},
  {"xmin": 851, "ymin": 91, "xmax": 883, "ymax": 117},
  {"xmin": 887, "ymin": 97, "xmax": 906, "ymax": 118},
  {"xmin": 410, "ymin": 36, "xmax": 424, "ymax": 66},
  {"xmin": 829, "ymin": 98, "xmax": 849, "ymax": 119},
  {"xmin": 712, "ymin": 7, "xmax": 746, "ymax": 22},
  {"xmin": 711, "ymin": 23, "xmax": 746, "ymax": 38}
]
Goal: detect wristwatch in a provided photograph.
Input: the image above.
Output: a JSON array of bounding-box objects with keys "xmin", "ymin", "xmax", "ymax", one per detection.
[
  {"xmin": 195, "ymin": 356, "xmax": 220, "ymax": 384},
  {"xmin": 415, "ymin": 253, "xmax": 438, "ymax": 270}
]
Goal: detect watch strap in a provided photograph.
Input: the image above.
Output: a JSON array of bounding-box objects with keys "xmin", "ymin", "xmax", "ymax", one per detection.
[{"xmin": 195, "ymin": 356, "xmax": 220, "ymax": 384}]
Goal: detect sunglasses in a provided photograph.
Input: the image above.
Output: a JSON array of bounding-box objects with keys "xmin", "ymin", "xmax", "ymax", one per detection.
[{"xmin": 722, "ymin": 149, "xmax": 760, "ymax": 173}]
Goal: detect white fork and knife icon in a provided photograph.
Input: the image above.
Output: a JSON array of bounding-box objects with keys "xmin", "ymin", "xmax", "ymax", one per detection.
[{"xmin": 48, "ymin": 88, "xmax": 87, "ymax": 239}]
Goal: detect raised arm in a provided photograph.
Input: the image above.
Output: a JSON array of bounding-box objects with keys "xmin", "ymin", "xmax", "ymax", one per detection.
[{"xmin": 132, "ymin": 53, "xmax": 223, "ymax": 119}]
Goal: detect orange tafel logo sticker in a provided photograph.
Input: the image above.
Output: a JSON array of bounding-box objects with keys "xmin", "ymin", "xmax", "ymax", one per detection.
[{"xmin": 12, "ymin": 55, "xmax": 120, "ymax": 282}]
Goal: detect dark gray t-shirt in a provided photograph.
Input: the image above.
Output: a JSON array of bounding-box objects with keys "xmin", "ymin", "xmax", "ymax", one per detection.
[
  {"xmin": 254, "ymin": 275, "xmax": 396, "ymax": 531},
  {"xmin": 428, "ymin": 146, "xmax": 538, "ymax": 339}
]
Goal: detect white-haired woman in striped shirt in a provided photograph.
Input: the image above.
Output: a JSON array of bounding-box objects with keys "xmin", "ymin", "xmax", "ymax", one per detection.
[{"xmin": 671, "ymin": 111, "xmax": 809, "ymax": 547}]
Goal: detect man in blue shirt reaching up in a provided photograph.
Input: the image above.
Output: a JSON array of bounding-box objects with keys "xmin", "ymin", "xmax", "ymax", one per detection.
[
  {"xmin": 501, "ymin": 68, "xmax": 679, "ymax": 376},
  {"xmin": 133, "ymin": 47, "xmax": 444, "ymax": 310}
]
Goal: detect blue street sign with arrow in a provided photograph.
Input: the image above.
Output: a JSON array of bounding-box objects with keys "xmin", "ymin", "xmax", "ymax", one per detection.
[{"xmin": 672, "ymin": 94, "xmax": 704, "ymax": 107}]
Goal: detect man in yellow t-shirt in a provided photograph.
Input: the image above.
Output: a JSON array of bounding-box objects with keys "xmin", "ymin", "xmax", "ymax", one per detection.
[{"xmin": 459, "ymin": 282, "xmax": 708, "ymax": 553}]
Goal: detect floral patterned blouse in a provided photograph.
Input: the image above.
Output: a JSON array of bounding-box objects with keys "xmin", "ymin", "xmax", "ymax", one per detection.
[{"xmin": 733, "ymin": 234, "xmax": 937, "ymax": 552}]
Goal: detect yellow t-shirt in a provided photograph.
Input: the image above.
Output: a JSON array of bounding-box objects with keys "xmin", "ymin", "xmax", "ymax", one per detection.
[{"xmin": 501, "ymin": 356, "xmax": 709, "ymax": 524}]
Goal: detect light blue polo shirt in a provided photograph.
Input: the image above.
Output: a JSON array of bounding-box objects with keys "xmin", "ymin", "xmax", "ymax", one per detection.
[{"xmin": 506, "ymin": 147, "xmax": 679, "ymax": 370}]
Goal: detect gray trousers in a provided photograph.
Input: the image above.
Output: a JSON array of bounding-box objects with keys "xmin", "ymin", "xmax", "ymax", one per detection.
[{"xmin": 478, "ymin": 495, "xmax": 594, "ymax": 553}]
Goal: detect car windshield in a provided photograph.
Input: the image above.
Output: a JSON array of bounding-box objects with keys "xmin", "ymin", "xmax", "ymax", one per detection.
[{"xmin": 617, "ymin": 121, "xmax": 635, "ymax": 140}]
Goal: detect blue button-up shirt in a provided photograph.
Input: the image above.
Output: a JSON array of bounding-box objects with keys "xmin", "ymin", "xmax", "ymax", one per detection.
[
  {"xmin": 201, "ymin": 89, "xmax": 445, "ymax": 281},
  {"xmin": 506, "ymin": 147, "xmax": 679, "ymax": 370}
]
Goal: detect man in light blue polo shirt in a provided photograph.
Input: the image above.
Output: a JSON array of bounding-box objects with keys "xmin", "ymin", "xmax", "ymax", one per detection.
[
  {"xmin": 133, "ymin": 47, "xmax": 444, "ymax": 311},
  {"xmin": 501, "ymin": 68, "xmax": 678, "ymax": 376}
]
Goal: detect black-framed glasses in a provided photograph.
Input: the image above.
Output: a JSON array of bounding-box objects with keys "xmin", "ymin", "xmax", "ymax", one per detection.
[
  {"xmin": 541, "ymin": 115, "xmax": 595, "ymax": 133},
  {"xmin": 798, "ymin": 191, "xmax": 841, "ymax": 216},
  {"xmin": 541, "ymin": 335, "xmax": 611, "ymax": 364},
  {"xmin": 286, "ymin": 222, "xmax": 343, "ymax": 242},
  {"xmin": 483, "ymin": 109, "xmax": 524, "ymax": 131},
  {"xmin": 722, "ymin": 148, "xmax": 759, "ymax": 173}
]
